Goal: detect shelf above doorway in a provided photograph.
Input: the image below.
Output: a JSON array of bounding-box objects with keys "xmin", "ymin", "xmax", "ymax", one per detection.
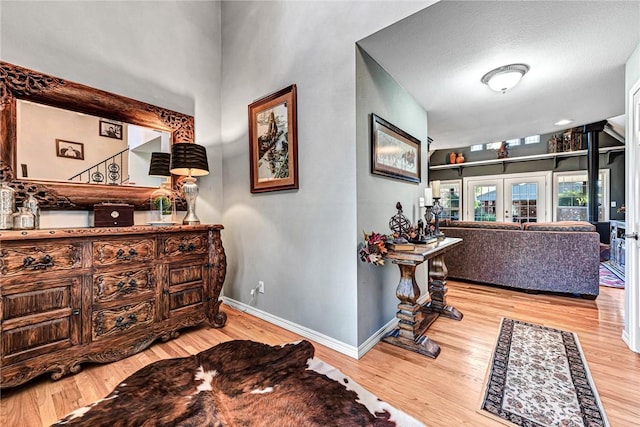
[{"xmin": 429, "ymin": 146, "xmax": 625, "ymax": 175}]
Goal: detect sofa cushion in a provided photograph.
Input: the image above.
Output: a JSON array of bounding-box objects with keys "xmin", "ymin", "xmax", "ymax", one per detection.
[
  {"xmin": 448, "ymin": 220, "xmax": 522, "ymax": 230},
  {"xmin": 522, "ymin": 221, "xmax": 596, "ymax": 232}
]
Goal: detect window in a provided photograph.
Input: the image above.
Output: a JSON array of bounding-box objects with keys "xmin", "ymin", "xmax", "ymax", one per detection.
[
  {"xmin": 506, "ymin": 138, "xmax": 521, "ymax": 147},
  {"xmin": 439, "ymin": 180, "xmax": 462, "ymax": 221},
  {"xmin": 553, "ymin": 170, "xmax": 609, "ymax": 221},
  {"xmin": 524, "ymin": 135, "xmax": 540, "ymax": 144}
]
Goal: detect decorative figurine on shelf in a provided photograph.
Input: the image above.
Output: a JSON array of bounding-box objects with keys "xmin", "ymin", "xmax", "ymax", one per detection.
[
  {"xmin": 548, "ymin": 135, "xmax": 559, "ymax": 153},
  {"xmin": 497, "ymin": 141, "xmax": 509, "ymax": 159},
  {"xmin": 456, "ymin": 153, "xmax": 465, "ymax": 164},
  {"xmin": 449, "ymin": 152, "xmax": 457, "ymax": 164}
]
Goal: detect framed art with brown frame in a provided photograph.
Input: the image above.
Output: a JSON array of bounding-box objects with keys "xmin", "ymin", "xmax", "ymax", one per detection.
[
  {"xmin": 370, "ymin": 113, "xmax": 421, "ymax": 183},
  {"xmin": 56, "ymin": 139, "xmax": 85, "ymax": 160},
  {"xmin": 99, "ymin": 120, "xmax": 123, "ymax": 140},
  {"xmin": 248, "ymin": 84, "xmax": 298, "ymax": 193}
]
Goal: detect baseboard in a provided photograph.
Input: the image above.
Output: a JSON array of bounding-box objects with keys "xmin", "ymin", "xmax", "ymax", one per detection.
[
  {"xmin": 622, "ymin": 330, "xmax": 630, "ymax": 347},
  {"xmin": 222, "ymin": 293, "xmax": 430, "ymax": 360},
  {"xmin": 357, "ymin": 317, "xmax": 398, "ymax": 358},
  {"xmin": 621, "ymin": 329, "xmax": 640, "ymax": 353},
  {"xmin": 222, "ymin": 297, "xmax": 359, "ymax": 359}
]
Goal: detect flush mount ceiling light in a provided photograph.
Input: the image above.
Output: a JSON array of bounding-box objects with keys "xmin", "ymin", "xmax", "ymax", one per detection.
[
  {"xmin": 481, "ymin": 63, "xmax": 530, "ymax": 93},
  {"xmin": 554, "ymin": 119, "xmax": 574, "ymax": 126}
]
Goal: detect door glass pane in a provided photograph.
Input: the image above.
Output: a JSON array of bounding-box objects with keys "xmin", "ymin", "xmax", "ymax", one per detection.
[
  {"xmin": 473, "ymin": 185, "xmax": 497, "ymax": 221},
  {"xmin": 511, "ymin": 182, "xmax": 538, "ymax": 223},
  {"xmin": 441, "ymin": 181, "xmax": 461, "ymax": 220}
]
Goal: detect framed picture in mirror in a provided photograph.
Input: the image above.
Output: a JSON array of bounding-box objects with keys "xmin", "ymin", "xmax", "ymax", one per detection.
[
  {"xmin": 56, "ymin": 139, "xmax": 85, "ymax": 160},
  {"xmin": 99, "ymin": 120, "xmax": 123, "ymax": 140}
]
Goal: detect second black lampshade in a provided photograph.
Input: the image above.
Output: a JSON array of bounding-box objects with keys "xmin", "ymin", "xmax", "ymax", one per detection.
[
  {"xmin": 169, "ymin": 143, "xmax": 209, "ymax": 177},
  {"xmin": 148, "ymin": 152, "xmax": 171, "ymax": 177}
]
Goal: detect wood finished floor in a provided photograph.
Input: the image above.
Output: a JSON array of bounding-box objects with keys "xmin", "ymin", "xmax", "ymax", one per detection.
[{"xmin": 1, "ymin": 281, "xmax": 639, "ymax": 426}]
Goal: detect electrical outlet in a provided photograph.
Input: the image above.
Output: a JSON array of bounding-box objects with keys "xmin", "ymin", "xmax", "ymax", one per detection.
[
  {"xmin": 250, "ymin": 288, "xmax": 256, "ymax": 297},
  {"xmin": 258, "ymin": 281, "xmax": 265, "ymax": 294}
]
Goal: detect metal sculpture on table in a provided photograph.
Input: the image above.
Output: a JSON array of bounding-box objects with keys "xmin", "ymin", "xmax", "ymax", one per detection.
[{"xmin": 388, "ymin": 202, "xmax": 412, "ymax": 242}]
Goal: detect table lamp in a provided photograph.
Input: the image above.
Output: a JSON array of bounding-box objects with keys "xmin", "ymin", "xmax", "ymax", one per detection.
[
  {"xmin": 169, "ymin": 143, "xmax": 209, "ymax": 225},
  {"xmin": 148, "ymin": 152, "xmax": 175, "ymax": 224}
]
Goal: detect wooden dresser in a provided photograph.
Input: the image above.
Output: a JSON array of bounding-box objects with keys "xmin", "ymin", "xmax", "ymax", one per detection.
[{"xmin": 0, "ymin": 224, "xmax": 227, "ymax": 389}]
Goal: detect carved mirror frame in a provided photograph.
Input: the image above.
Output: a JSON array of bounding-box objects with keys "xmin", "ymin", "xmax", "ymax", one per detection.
[{"xmin": 0, "ymin": 61, "xmax": 192, "ymax": 210}]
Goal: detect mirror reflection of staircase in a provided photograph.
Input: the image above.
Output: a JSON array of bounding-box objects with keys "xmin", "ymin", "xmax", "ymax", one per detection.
[{"xmin": 68, "ymin": 148, "xmax": 129, "ymax": 185}]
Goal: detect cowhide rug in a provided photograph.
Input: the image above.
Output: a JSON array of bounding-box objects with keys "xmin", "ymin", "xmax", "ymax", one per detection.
[{"xmin": 53, "ymin": 340, "xmax": 424, "ymax": 427}]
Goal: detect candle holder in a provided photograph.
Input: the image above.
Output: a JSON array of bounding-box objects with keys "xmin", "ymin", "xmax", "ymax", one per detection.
[{"xmin": 431, "ymin": 197, "xmax": 445, "ymax": 240}]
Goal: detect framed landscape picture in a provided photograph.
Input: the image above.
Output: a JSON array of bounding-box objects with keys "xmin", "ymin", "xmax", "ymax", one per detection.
[
  {"xmin": 370, "ymin": 114, "xmax": 421, "ymax": 183},
  {"xmin": 248, "ymin": 84, "xmax": 298, "ymax": 193}
]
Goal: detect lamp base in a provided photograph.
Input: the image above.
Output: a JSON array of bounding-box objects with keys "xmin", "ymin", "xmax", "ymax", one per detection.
[
  {"xmin": 182, "ymin": 216, "xmax": 200, "ymax": 225},
  {"xmin": 181, "ymin": 177, "xmax": 200, "ymax": 225}
]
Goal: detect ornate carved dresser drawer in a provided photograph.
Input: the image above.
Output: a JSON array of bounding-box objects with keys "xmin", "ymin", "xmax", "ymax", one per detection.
[
  {"xmin": 0, "ymin": 225, "xmax": 226, "ymax": 389},
  {"xmin": 0, "ymin": 241, "xmax": 84, "ymax": 276},
  {"xmin": 92, "ymin": 237, "xmax": 155, "ymax": 266}
]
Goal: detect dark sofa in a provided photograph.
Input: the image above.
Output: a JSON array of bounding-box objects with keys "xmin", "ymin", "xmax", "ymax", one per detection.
[{"xmin": 440, "ymin": 221, "xmax": 600, "ymax": 298}]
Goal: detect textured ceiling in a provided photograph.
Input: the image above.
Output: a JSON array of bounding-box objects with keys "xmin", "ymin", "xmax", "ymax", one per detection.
[{"xmin": 358, "ymin": 1, "xmax": 640, "ymax": 150}]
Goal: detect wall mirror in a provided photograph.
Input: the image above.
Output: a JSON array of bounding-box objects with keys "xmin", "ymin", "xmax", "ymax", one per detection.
[{"xmin": 0, "ymin": 61, "xmax": 193, "ymax": 210}]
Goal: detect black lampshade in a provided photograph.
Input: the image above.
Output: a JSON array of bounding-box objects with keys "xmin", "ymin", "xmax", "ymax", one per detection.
[
  {"xmin": 148, "ymin": 152, "xmax": 171, "ymax": 177},
  {"xmin": 170, "ymin": 143, "xmax": 209, "ymax": 177}
]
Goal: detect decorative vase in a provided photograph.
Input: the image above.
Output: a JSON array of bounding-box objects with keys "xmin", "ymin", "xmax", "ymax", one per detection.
[
  {"xmin": 456, "ymin": 153, "xmax": 465, "ymax": 164},
  {"xmin": 449, "ymin": 152, "xmax": 457, "ymax": 164}
]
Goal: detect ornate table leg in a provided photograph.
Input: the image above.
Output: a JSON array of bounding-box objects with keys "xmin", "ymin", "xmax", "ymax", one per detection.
[
  {"xmin": 423, "ymin": 253, "xmax": 463, "ymax": 321},
  {"xmin": 382, "ymin": 261, "xmax": 441, "ymax": 358}
]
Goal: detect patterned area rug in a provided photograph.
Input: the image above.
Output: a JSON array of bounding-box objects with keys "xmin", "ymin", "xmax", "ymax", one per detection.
[
  {"xmin": 480, "ymin": 318, "xmax": 609, "ymax": 427},
  {"xmin": 599, "ymin": 263, "xmax": 625, "ymax": 289},
  {"xmin": 53, "ymin": 340, "xmax": 424, "ymax": 426}
]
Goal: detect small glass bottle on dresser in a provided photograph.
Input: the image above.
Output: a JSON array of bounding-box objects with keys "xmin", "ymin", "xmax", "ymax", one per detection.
[
  {"xmin": 25, "ymin": 192, "xmax": 40, "ymax": 229},
  {"xmin": 12, "ymin": 205, "xmax": 35, "ymax": 230},
  {"xmin": 0, "ymin": 181, "xmax": 16, "ymax": 229}
]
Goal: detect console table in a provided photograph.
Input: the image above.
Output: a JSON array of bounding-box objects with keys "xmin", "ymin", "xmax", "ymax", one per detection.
[
  {"xmin": 382, "ymin": 237, "xmax": 462, "ymax": 358},
  {"xmin": 0, "ymin": 224, "xmax": 226, "ymax": 389}
]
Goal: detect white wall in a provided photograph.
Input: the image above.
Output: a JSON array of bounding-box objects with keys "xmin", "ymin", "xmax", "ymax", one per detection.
[
  {"xmin": 1, "ymin": 0, "xmax": 223, "ymax": 226},
  {"xmin": 355, "ymin": 47, "xmax": 428, "ymax": 344},
  {"xmin": 2, "ymin": 0, "xmax": 433, "ymax": 352},
  {"xmin": 220, "ymin": 1, "xmax": 430, "ymax": 348}
]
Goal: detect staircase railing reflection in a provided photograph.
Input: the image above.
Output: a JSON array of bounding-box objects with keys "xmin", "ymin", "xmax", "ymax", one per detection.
[{"xmin": 68, "ymin": 148, "xmax": 129, "ymax": 185}]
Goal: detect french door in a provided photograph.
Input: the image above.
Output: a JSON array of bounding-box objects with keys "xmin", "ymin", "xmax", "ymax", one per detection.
[
  {"xmin": 623, "ymin": 77, "xmax": 640, "ymax": 353},
  {"xmin": 464, "ymin": 172, "xmax": 551, "ymax": 223}
]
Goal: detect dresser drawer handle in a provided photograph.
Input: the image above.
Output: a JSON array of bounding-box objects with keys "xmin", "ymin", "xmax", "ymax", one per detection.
[
  {"xmin": 178, "ymin": 243, "xmax": 196, "ymax": 253},
  {"xmin": 115, "ymin": 313, "xmax": 138, "ymax": 329},
  {"xmin": 23, "ymin": 254, "xmax": 54, "ymax": 270},
  {"xmin": 116, "ymin": 279, "xmax": 138, "ymax": 293},
  {"xmin": 115, "ymin": 248, "xmax": 138, "ymax": 260},
  {"xmin": 72, "ymin": 309, "xmax": 80, "ymax": 316}
]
